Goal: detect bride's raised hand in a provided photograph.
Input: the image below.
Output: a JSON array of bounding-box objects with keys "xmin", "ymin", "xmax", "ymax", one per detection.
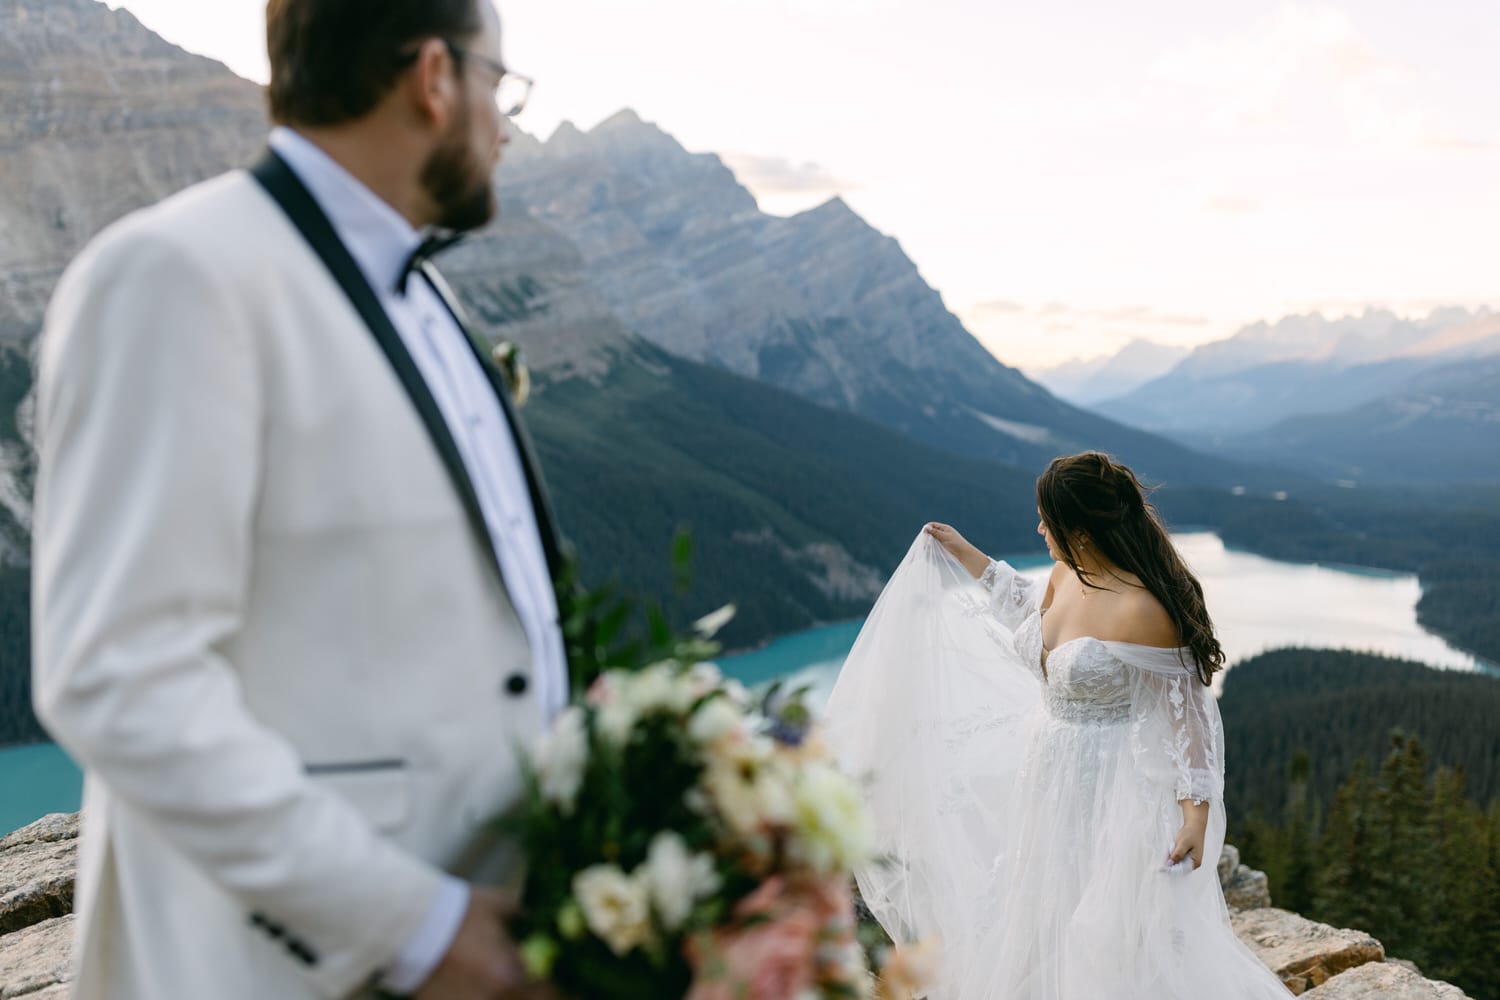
[{"xmin": 924, "ymin": 522, "xmax": 990, "ymax": 578}]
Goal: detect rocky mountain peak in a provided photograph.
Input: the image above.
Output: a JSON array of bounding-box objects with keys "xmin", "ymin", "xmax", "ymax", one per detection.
[
  {"xmin": 544, "ymin": 119, "xmax": 589, "ymax": 153},
  {"xmin": 0, "ymin": 0, "xmax": 265, "ymax": 338},
  {"xmin": 541, "ymin": 108, "xmax": 690, "ymax": 164}
]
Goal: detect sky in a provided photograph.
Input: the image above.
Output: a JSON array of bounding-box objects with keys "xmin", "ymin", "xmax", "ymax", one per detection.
[{"xmin": 109, "ymin": 0, "xmax": 1500, "ymax": 371}]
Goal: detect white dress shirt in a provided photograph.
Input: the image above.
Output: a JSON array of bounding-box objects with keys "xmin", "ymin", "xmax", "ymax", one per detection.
[{"xmin": 268, "ymin": 127, "xmax": 567, "ymax": 992}]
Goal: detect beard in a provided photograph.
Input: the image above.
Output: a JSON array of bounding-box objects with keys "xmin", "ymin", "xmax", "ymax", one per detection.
[{"xmin": 420, "ymin": 97, "xmax": 497, "ymax": 232}]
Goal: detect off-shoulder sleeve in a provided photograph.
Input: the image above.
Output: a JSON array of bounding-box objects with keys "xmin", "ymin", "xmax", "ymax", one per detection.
[
  {"xmin": 1113, "ymin": 645, "xmax": 1225, "ymax": 805},
  {"xmin": 978, "ymin": 559, "xmax": 1042, "ymax": 631}
]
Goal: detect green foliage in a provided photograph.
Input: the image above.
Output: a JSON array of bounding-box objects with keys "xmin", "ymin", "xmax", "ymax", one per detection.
[
  {"xmin": 525, "ymin": 341, "xmax": 1043, "ymax": 651},
  {"xmin": 1225, "ymin": 653, "xmax": 1500, "ymax": 997},
  {"xmin": 556, "ymin": 526, "xmax": 730, "ymax": 699},
  {"xmin": 1219, "ymin": 648, "xmax": 1500, "ymax": 829}
]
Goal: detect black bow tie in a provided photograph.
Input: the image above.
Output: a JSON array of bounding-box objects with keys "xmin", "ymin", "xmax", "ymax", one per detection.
[{"xmin": 396, "ymin": 230, "xmax": 464, "ymax": 295}]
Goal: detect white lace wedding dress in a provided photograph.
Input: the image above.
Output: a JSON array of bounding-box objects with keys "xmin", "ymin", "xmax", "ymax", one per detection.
[{"xmin": 824, "ymin": 533, "xmax": 1291, "ymax": 999}]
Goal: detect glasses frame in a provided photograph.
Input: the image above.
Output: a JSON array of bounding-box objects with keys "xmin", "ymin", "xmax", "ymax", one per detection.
[{"xmin": 442, "ymin": 39, "xmax": 532, "ymax": 118}]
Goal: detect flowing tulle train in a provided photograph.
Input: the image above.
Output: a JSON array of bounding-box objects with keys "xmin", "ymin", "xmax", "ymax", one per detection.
[{"xmin": 824, "ymin": 533, "xmax": 1291, "ymax": 999}]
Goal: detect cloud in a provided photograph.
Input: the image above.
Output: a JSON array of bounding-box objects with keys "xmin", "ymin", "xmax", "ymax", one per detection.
[
  {"xmin": 1424, "ymin": 136, "xmax": 1495, "ymax": 154},
  {"xmin": 1152, "ymin": 3, "xmax": 1411, "ymax": 131},
  {"xmin": 719, "ymin": 153, "xmax": 856, "ymax": 197},
  {"xmin": 1074, "ymin": 306, "xmax": 1211, "ymax": 327},
  {"xmin": 963, "ymin": 301, "xmax": 1210, "ymax": 329},
  {"xmin": 967, "ymin": 299, "xmax": 1027, "ymax": 316},
  {"xmin": 1203, "ymin": 194, "xmax": 1261, "ymax": 216}
]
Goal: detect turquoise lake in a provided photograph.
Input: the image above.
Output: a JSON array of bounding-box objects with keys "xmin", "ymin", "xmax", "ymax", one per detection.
[{"xmin": 2, "ymin": 532, "xmax": 1490, "ymax": 835}]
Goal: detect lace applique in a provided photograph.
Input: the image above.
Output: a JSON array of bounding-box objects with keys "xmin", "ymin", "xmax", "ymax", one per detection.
[
  {"xmin": 1043, "ymin": 688, "xmax": 1130, "ymax": 724},
  {"xmin": 954, "ymin": 590, "xmax": 1016, "ymax": 649},
  {"xmin": 1139, "ymin": 675, "xmax": 1224, "ymax": 804}
]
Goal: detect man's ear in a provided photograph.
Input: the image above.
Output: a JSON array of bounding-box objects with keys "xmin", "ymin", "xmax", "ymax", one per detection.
[{"xmin": 400, "ymin": 37, "xmax": 461, "ymax": 128}]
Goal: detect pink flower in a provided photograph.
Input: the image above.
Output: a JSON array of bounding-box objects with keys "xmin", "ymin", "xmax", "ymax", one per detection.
[
  {"xmin": 686, "ymin": 877, "xmax": 852, "ymax": 1000},
  {"xmin": 876, "ymin": 938, "xmax": 942, "ymax": 1000},
  {"xmin": 586, "ymin": 673, "xmax": 617, "ymax": 707}
]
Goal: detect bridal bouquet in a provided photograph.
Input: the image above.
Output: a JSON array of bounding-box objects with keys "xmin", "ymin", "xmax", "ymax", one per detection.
[{"xmin": 507, "ymin": 607, "xmax": 889, "ymax": 999}]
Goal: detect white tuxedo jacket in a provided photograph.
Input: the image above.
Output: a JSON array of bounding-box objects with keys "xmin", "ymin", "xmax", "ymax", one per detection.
[{"xmin": 32, "ymin": 161, "xmax": 558, "ymax": 998}]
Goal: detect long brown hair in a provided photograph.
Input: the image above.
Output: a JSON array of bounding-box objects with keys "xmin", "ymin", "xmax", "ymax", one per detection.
[{"xmin": 1036, "ymin": 452, "xmax": 1224, "ymax": 684}]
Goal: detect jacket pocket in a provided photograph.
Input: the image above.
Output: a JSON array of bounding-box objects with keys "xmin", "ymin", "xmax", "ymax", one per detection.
[{"xmin": 305, "ymin": 759, "xmax": 412, "ymax": 834}]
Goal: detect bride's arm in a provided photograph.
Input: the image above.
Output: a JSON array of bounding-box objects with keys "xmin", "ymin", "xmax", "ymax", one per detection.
[
  {"xmin": 925, "ymin": 522, "xmax": 1044, "ymax": 631},
  {"xmin": 1123, "ymin": 656, "xmax": 1225, "ymax": 870}
]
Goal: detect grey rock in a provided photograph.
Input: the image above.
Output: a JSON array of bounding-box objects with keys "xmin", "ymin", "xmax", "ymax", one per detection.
[
  {"xmin": 1231, "ymin": 907, "xmax": 1385, "ymax": 994},
  {"xmin": 1224, "ymin": 864, "xmax": 1273, "ymax": 910},
  {"xmin": 1300, "ymin": 960, "xmax": 1470, "ymax": 999},
  {"xmin": 1218, "ymin": 843, "xmax": 1241, "ymax": 884},
  {"xmin": 0, "ymin": 815, "xmax": 76, "ymax": 854},
  {"xmin": 0, "ymin": 914, "xmax": 73, "ymax": 999},
  {"xmin": 1217, "ymin": 844, "xmax": 1272, "ymax": 910},
  {"xmin": 0, "ymin": 815, "xmax": 77, "ymax": 936}
]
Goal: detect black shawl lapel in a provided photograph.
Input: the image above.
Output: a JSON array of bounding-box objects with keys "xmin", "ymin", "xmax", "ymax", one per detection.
[
  {"xmin": 416, "ymin": 260, "xmax": 566, "ymax": 582},
  {"xmin": 248, "ymin": 150, "xmax": 508, "ymax": 589}
]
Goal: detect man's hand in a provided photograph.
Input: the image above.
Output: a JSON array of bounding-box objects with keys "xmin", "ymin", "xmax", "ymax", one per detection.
[
  {"xmin": 925, "ymin": 522, "xmax": 990, "ymax": 579},
  {"xmin": 415, "ymin": 888, "xmax": 556, "ymax": 1000}
]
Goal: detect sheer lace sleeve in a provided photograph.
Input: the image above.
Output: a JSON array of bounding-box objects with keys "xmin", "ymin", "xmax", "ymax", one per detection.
[
  {"xmin": 978, "ymin": 559, "xmax": 1042, "ymax": 631},
  {"xmin": 1116, "ymin": 645, "xmax": 1225, "ymax": 805}
]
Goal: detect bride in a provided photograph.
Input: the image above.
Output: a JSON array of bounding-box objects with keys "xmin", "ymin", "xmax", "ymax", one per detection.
[{"xmin": 824, "ymin": 452, "xmax": 1291, "ymax": 998}]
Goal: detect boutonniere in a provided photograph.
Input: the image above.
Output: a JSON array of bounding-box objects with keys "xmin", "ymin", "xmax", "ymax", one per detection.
[{"xmin": 491, "ymin": 340, "xmax": 532, "ymax": 407}]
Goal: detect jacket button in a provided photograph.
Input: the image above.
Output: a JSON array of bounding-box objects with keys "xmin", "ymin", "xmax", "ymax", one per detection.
[{"xmin": 504, "ymin": 673, "xmax": 529, "ymax": 696}]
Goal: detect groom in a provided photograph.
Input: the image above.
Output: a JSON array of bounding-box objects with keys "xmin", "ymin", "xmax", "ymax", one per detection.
[{"xmin": 31, "ymin": 1, "xmax": 563, "ymax": 997}]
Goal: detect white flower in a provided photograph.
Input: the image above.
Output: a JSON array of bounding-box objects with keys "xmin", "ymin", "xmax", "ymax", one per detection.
[
  {"xmin": 628, "ymin": 662, "xmax": 678, "ymax": 718},
  {"xmin": 692, "ymin": 603, "xmax": 737, "ymax": 639},
  {"xmin": 702, "ymin": 760, "xmax": 762, "ymax": 835},
  {"xmin": 687, "ymin": 662, "xmax": 723, "ymax": 690},
  {"xmin": 788, "ymin": 762, "xmax": 876, "ymax": 874},
  {"xmin": 533, "ymin": 706, "xmax": 588, "ymax": 813},
  {"xmin": 702, "ymin": 752, "xmax": 795, "ymax": 835},
  {"xmin": 643, "ymin": 831, "xmax": 721, "ymax": 931},
  {"xmin": 722, "ymin": 678, "xmax": 751, "ymax": 707},
  {"xmin": 596, "ymin": 700, "xmax": 638, "ymax": 748},
  {"xmin": 688, "ymin": 696, "xmax": 745, "ymax": 746},
  {"xmin": 573, "ymin": 865, "xmax": 652, "ymax": 956}
]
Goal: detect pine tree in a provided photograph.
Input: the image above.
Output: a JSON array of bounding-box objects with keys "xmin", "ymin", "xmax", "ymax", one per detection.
[
  {"xmin": 1314, "ymin": 758, "xmax": 1376, "ymax": 931},
  {"xmin": 1425, "ymin": 768, "xmax": 1488, "ymax": 990},
  {"xmin": 1281, "ymin": 750, "xmax": 1316, "ymax": 914},
  {"xmin": 1366, "ymin": 732, "xmax": 1434, "ymax": 965}
]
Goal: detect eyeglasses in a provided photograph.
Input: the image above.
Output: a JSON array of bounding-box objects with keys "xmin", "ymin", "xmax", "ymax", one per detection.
[{"xmin": 443, "ymin": 40, "xmax": 532, "ymax": 118}]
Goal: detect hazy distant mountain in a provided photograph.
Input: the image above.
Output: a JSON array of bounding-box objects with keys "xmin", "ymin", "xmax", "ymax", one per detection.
[
  {"xmin": 1222, "ymin": 357, "xmax": 1500, "ymax": 484},
  {"xmin": 1103, "ymin": 308, "xmax": 1500, "ymax": 437},
  {"xmin": 1029, "ymin": 339, "xmax": 1191, "ymax": 405}
]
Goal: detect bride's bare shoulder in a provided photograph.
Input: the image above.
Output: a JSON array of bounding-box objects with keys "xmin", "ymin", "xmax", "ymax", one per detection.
[{"xmin": 1115, "ymin": 586, "xmax": 1180, "ymax": 648}]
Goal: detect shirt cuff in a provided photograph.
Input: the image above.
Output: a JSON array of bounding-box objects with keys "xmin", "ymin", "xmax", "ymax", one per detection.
[{"xmin": 381, "ymin": 875, "xmax": 469, "ymax": 994}]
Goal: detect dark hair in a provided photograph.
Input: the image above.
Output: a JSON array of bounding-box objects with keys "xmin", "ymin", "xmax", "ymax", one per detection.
[
  {"xmin": 265, "ymin": 0, "xmax": 484, "ymax": 127},
  {"xmin": 1036, "ymin": 451, "xmax": 1224, "ymax": 684}
]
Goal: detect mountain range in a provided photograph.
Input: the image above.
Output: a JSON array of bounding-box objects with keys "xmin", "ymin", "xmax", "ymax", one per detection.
[
  {"xmin": 0, "ymin": 0, "xmax": 1278, "ymax": 739},
  {"xmin": 490, "ymin": 109, "xmax": 1245, "ymax": 485},
  {"xmin": 1029, "ymin": 338, "xmax": 1191, "ymax": 406},
  {"xmin": 1061, "ymin": 308, "xmax": 1500, "ymax": 485}
]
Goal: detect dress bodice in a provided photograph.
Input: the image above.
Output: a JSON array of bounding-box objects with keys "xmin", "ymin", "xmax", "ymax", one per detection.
[{"xmin": 1016, "ymin": 611, "xmax": 1131, "ymax": 724}]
